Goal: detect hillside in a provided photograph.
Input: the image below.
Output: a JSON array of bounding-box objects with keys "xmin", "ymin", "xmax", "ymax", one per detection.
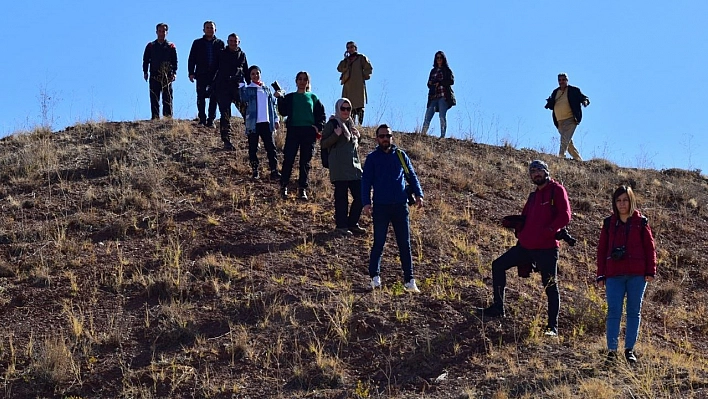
[{"xmin": 0, "ymin": 119, "xmax": 707, "ymax": 398}]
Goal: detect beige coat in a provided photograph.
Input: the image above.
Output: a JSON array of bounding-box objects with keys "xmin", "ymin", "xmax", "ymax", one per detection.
[{"xmin": 337, "ymin": 54, "xmax": 373, "ymax": 109}]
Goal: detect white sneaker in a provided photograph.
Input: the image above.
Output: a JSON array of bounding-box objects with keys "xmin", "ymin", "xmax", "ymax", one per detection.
[
  {"xmin": 404, "ymin": 279, "xmax": 421, "ymax": 293},
  {"xmin": 371, "ymin": 276, "xmax": 382, "ymax": 289}
]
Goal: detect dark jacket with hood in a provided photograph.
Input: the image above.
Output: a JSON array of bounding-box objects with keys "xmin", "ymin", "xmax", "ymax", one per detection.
[
  {"xmin": 188, "ymin": 36, "xmax": 225, "ymax": 78},
  {"xmin": 544, "ymin": 85, "xmax": 589, "ymax": 127},
  {"xmin": 517, "ymin": 180, "xmax": 571, "ymax": 250}
]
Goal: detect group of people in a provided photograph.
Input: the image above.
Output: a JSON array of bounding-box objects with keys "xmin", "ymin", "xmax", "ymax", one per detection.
[{"xmin": 143, "ymin": 22, "xmax": 649, "ymax": 365}]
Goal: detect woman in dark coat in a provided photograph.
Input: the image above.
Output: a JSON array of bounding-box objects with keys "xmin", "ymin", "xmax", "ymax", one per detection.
[{"xmin": 421, "ymin": 51, "xmax": 455, "ymax": 138}]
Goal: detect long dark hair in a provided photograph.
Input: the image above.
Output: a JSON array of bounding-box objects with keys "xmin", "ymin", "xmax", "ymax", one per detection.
[{"xmin": 433, "ymin": 51, "xmax": 449, "ymax": 69}]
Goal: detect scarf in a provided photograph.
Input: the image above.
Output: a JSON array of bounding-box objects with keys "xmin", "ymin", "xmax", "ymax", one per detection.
[{"xmin": 334, "ymin": 98, "xmax": 358, "ymax": 141}]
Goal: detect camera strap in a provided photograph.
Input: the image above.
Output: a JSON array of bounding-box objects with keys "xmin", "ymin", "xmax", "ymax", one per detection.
[{"xmin": 396, "ymin": 149, "xmax": 412, "ymax": 184}]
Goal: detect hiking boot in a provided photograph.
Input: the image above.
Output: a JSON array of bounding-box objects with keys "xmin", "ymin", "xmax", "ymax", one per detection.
[
  {"xmin": 481, "ymin": 304, "xmax": 505, "ymax": 318},
  {"xmin": 625, "ymin": 349, "xmax": 637, "ymax": 365},
  {"xmin": 297, "ymin": 188, "xmax": 308, "ymax": 200},
  {"xmin": 335, "ymin": 227, "xmax": 352, "ymax": 236},
  {"xmin": 251, "ymin": 169, "xmax": 260, "ymax": 180},
  {"xmin": 280, "ymin": 186, "xmax": 289, "ymax": 199},
  {"xmin": 205, "ymin": 119, "xmax": 215, "ymax": 128},
  {"xmin": 270, "ymin": 170, "xmax": 281, "ymax": 180},
  {"xmin": 404, "ymin": 279, "xmax": 421, "ymax": 293},
  {"xmin": 349, "ymin": 224, "xmax": 366, "ymax": 235},
  {"xmin": 371, "ymin": 276, "xmax": 382, "ymax": 289},
  {"xmin": 223, "ymin": 141, "xmax": 235, "ymax": 151},
  {"xmin": 543, "ymin": 326, "xmax": 558, "ymax": 337}
]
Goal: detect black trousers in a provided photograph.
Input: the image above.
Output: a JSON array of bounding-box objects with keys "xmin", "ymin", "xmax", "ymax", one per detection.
[
  {"xmin": 352, "ymin": 108, "xmax": 365, "ymax": 125},
  {"xmin": 149, "ymin": 78, "xmax": 173, "ymax": 119},
  {"xmin": 280, "ymin": 126, "xmax": 316, "ymax": 189},
  {"xmin": 196, "ymin": 75, "xmax": 218, "ymax": 123},
  {"xmin": 217, "ymin": 83, "xmax": 244, "ymax": 141},
  {"xmin": 333, "ymin": 180, "xmax": 363, "ymax": 229},
  {"xmin": 491, "ymin": 244, "xmax": 560, "ymax": 329},
  {"xmin": 248, "ymin": 122, "xmax": 278, "ymax": 172}
]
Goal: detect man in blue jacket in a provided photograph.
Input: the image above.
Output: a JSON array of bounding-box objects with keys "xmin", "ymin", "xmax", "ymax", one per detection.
[
  {"xmin": 362, "ymin": 124, "xmax": 424, "ymax": 292},
  {"xmin": 544, "ymin": 73, "xmax": 590, "ymax": 161},
  {"xmin": 188, "ymin": 21, "xmax": 225, "ymax": 127}
]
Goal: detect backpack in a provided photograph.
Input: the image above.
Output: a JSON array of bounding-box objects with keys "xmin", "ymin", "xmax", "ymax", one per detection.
[{"xmin": 321, "ymin": 146, "xmax": 329, "ymax": 168}]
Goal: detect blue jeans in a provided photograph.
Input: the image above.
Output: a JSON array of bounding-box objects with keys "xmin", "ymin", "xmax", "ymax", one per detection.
[
  {"xmin": 422, "ymin": 97, "xmax": 449, "ymax": 138},
  {"xmin": 605, "ymin": 275, "xmax": 647, "ymax": 351},
  {"xmin": 368, "ymin": 203, "xmax": 413, "ymax": 283}
]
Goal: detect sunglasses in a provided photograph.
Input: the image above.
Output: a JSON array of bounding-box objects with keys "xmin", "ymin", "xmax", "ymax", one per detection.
[
  {"xmin": 377, "ymin": 134, "xmax": 392, "ymax": 139},
  {"xmin": 340, "ymin": 106, "xmax": 352, "ymax": 112}
]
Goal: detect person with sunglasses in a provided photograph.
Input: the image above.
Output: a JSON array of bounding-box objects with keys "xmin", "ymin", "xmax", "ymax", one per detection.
[
  {"xmin": 477, "ymin": 160, "xmax": 571, "ymax": 337},
  {"xmin": 337, "ymin": 41, "xmax": 373, "ymax": 125},
  {"xmin": 596, "ymin": 186, "xmax": 656, "ymax": 365},
  {"xmin": 421, "ymin": 51, "xmax": 456, "ymax": 138},
  {"xmin": 544, "ymin": 73, "xmax": 590, "ymax": 161},
  {"xmin": 321, "ymin": 98, "xmax": 364, "ymax": 236},
  {"xmin": 361, "ymin": 125, "xmax": 424, "ymax": 293}
]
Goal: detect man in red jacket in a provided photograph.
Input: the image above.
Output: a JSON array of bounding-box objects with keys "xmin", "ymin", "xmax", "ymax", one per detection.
[{"xmin": 479, "ymin": 160, "xmax": 571, "ymax": 337}]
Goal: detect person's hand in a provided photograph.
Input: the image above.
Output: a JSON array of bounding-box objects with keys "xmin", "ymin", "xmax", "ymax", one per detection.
[
  {"xmin": 415, "ymin": 197, "xmax": 424, "ymax": 207},
  {"xmin": 313, "ymin": 125, "xmax": 321, "ymax": 140},
  {"xmin": 645, "ymin": 276, "xmax": 655, "ymax": 283},
  {"xmin": 597, "ymin": 280, "xmax": 605, "ymax": 289},
  {"xmin": 583, "ymin": 99, "xmax": 590, "ymax": 107},
  {"xmin": 189, "ymin": 74, "xmax": 195, "ymax": 83},
  {"xmin": 274, "ymin": 90, "xmax": 283, "ymax": 98},
  {"xmin": 275, "ymin": 121, "xmax": 280, "ymax": 130},
  {"xmin": 334, "ymin": 125, "xmax": 342, "ymax": 136},
  {"xmin": 363, "ymin": 205, "xmax": 372, "ymax": 215},
  {"xmin": 170, "ymin": 74, "xmax": 176, "ymax": 82},
  {"xmin": 344, "ymin": 51, "xmax": 349, "ymax": 58},
  {"xmin": 143, "ymin": 72, "xmax": 148, "ymax": 82}
]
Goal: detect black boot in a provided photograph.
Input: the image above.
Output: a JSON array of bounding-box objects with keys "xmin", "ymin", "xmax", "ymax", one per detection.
[{"xmin": 481, "ymin": 286, "xmax": 505, "ymax": 317}]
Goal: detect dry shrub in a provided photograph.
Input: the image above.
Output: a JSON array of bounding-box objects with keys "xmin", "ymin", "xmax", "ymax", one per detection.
[
  {"xmin": 652, "ymin": 282, "xmax": 681, "ymax": 305},
  {"xmin": 31, "ymin": 335, "xmax": 78, "ymax": 385}
]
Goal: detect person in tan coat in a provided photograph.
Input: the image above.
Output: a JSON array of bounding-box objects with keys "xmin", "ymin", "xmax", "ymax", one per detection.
[{"xmin": 337, "ymin": 41, "xmax": 373, "ymax": 125}]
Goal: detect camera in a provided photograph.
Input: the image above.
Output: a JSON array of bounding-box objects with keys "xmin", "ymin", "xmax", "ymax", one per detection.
[
  {"xmin": 271, "ymin": 81, "xmax": 282, "ymax": 92},
  {"xmin": 405, "ymin": 185, "xmax": 416, "ymax": 205},
  {"xmin": 610, "ymin": 246, "xmax": 626, "ymax": 260},
  {"xmin": 555, "ymin": 228, "xmax": 577, "ymax": 247}
]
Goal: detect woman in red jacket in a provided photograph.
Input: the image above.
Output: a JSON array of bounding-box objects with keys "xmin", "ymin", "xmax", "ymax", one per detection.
[{"xmin": 596, "ymin": 186, "xmax": 657, "ymax": 365}]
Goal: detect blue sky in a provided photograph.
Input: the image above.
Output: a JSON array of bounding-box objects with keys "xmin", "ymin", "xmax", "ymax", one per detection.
[{"xmin": 1, "ymin": 1, "xmax": 706, "ymax": 172}]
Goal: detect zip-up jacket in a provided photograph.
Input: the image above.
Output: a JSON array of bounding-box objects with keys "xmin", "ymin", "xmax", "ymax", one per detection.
[
  {"xmin": 544, "ymin": 85, "xmax": 589, "ymax": 127},
  {"xmin": 143, "ymin": 40, "xmax": 178, "ymax": 78},
  {"xmin": 361, "ymin": 145, "xmax": 423, "ymax": 206},
  {"xmin": 517, "ymin": 180, "xmax": 571, "ymax": 249},
  {"xmin": 213, "ymin": 47, "xmax": 249, "ymax": 86},
  {"xmin": 596, "ymin": 210, "xmax": 657, "ymax": 280},
  {"xmin": 188, "ymin": 36, "xmax": 225, "ymax": 78}
]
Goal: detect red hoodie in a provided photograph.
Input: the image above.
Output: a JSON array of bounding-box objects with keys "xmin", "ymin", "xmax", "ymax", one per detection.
[
  {"xmin": 517, "ymin": 180, "xmax": 571, "ymax": 249},
  {"xmin": 596, "ymin": 210, "xmax": 657, "ymax": 279}
]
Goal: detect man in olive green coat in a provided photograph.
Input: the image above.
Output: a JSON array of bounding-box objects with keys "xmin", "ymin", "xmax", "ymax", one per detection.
[{"xmin": 337, "ymin": 41, "xmax": 373, "ymax": 125}]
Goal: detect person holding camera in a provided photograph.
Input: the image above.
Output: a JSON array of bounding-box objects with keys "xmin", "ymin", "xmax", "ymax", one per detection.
[
  {"xmin": 187, "ymin": 21, "xmax": 225, "ymax": 127},
  {"xmin": 238, "ymin": 65, "xmax": 280, "ymax": 180},
  {"xmin": 596, "ymin": 186, "xmax": 656, "ymax": 365},
  {"xmin": 214, "ymin": 33, "xmax": 249, "ymax": 150},
  {"xmin": 479, "ymin": 160, "xmax": 571, "ymax": 337},
  {"xmin": 321, "ymin": 98, "xmax": 365, "ymax": 236},
  {"xmin": 544, "ymin": 73, "xmax": 590, "ymax": 161},
  {"xmin": 361, "ymin": 124, "xmax": 424, "ymax": 293},
  {"xmin": 420, "ymin": 51, "xmax": 456, "ymax": 138},
  {"xmin": 337, "ymin": 41, "xmax": 373, "ymax": 125}
]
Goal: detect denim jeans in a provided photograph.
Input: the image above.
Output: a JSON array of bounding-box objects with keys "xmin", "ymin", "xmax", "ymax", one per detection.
[
  {"xmin": 368, "ymin": 203, "xmax": 413, "ymax": 283},
  {"xmin": 421, "ymin": 97, "xmax": 449, "ymax": 138},
  {"xmin": 333, "ymin": 180, "xmax": 363, "ymax": 229},
  {"xmin": 605, "ymin": 275, "xmax": 647, "ymax": 351},
  {"xmin": 491, "ymin": 244, "xmax": 560, "ymax": 329}
]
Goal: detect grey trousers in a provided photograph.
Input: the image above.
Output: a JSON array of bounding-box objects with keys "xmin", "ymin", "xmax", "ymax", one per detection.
[{"xmin": 557, "ymin": 118, "xmax": 582, "ymax": 161}]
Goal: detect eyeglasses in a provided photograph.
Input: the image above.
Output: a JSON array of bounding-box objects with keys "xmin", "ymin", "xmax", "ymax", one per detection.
[
  {"xmin": 340, "ymin": 106, "xmax": 351, "ymax": 112},
  {"xmin": 435, "ymin": 56, "xmax": 443, "ymax": 59},
  {"xmin": 377, "ymin": 134, "xmax": 392, "ymax": 139}
]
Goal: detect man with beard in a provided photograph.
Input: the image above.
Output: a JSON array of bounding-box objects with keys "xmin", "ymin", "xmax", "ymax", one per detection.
[
  {"xmin": 213, "ymin": 33, "xmax": 249, "ymax": 150},
  {"xmin": 188, "ymin": 21, "xmax": 225, "ymax": 127},
  {"xmin": 337, "ymin": 41, "xmax": 373, "ymax": 125},
  {"xmin": 478, "ymin": 160, "xmax": 571, "ymax": 337},
  {"xmin": 544, "ymin": 73, "xmax": 590, "ymax": 161},
  {"xmin": 361, "ymin": 124, "xmax": 424, "ymax": 293}
]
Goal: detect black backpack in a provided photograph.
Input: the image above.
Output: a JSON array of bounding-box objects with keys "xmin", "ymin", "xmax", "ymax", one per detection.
[{"xmin": 321, "ymin": 146, "xmax": 329, "ymax": 168}]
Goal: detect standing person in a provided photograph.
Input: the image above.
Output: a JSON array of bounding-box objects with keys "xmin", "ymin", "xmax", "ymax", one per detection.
[
  {"xmin": 420, "ymin": 51, "xmax": 456, "ymax": 138},
  {"xmin": 188, "ymin": 21, "xmax": 225, "ymax": 127},
  {"xmin": 142, "ymin": 23, "xmax": 178, "ymax": 120},
  {"xmin": 337, "ymin": 41, "xmax": 373, "ymax": 125},
  {"xmin": 275, "ymin": 71, "xmax": 326, "ymax": 200},
  {"xmin": 238, "ymin": 66, "xmax": 280, "ymax": 180},
  {"xmin": 214, "ymin": 33, "xmax": 249, "ymax": 150},
  {"xmin": 362, "ymin": 124, "xmax": 424, "ymax": 293},
  {"xmin": 478, "ymin": 160, "xmax": 571, "ymax": 337},
  {"xmin": 544, "ymin": 73, "xmax": 590, "ymax": 161},
  {"xmin": 321, "ymin": 98, "xmax": 365, "ymax": 236},
  {"xmin": 596, "ymin": 186, "xmax": 657, "ymax": 365}
]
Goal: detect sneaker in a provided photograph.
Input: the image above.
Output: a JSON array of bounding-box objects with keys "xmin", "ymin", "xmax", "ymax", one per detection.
[
  {"xmin": 270, "ymin": 170, "xmax": 281, "ymax": 180},
  {"xmin": 251, "ymin": 169, "xmax": 260, "ymax": 180},
  {"xmin": 205, "ymin": 119, "xmax": 215, "ymax": 128},
  {"xmin": 543, "ymin": 326, "xmax": 558, "ymax": 337},
  {"xmin": 280, "ymin": 186, "xmax": 289, "ymax": 199},
  {"xmin": 625, "ymin": 349, "xmax": 637, "ymax": 365},
  {"xmin": 223, "ymin": 141, "xmax": 235, "ymax": 151},
  {"xmin": 349, "ymin": 224, "xmax": 366, "ymax": 235},
  {"xmin": 297, "ymin": 188, "xmax": 308, "ymax": 200},
  {"xmin": 371, "ymin": 276, "xmax": 382, "ymax": 289},
  {"xmin": 480, "ymin": 304, "xmax": 505, "ymax": 318},
  {"xmin": 197, "ymin": 119, "xmax": 206, "ymax": 126},
  {"xmin": 404, "ymin": 279, "xmax": 421, "ymax": 293},
  {"xmin": 335, "ymin": 228, "xmax": 352, "ymax": 236},
  {"xmin": 605, "ymin": 350, "xmax": 618, "ymax": 366}
]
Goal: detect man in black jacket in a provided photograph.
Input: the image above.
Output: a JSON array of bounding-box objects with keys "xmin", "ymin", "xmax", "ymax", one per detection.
[
  {"xmin": 544, "ymin": 73, "xmax": 590, "ymax": 161},
  {"xmin": 214, "ymin": 33, "xmax": 249, "ymax": 150},
  {"xmin": 142, "ymin": 23, "xmax": 178, "ymax": 120},
  {"xmin": 188, "ymin": 21, "xmax": 225, "ymax": 127}
]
